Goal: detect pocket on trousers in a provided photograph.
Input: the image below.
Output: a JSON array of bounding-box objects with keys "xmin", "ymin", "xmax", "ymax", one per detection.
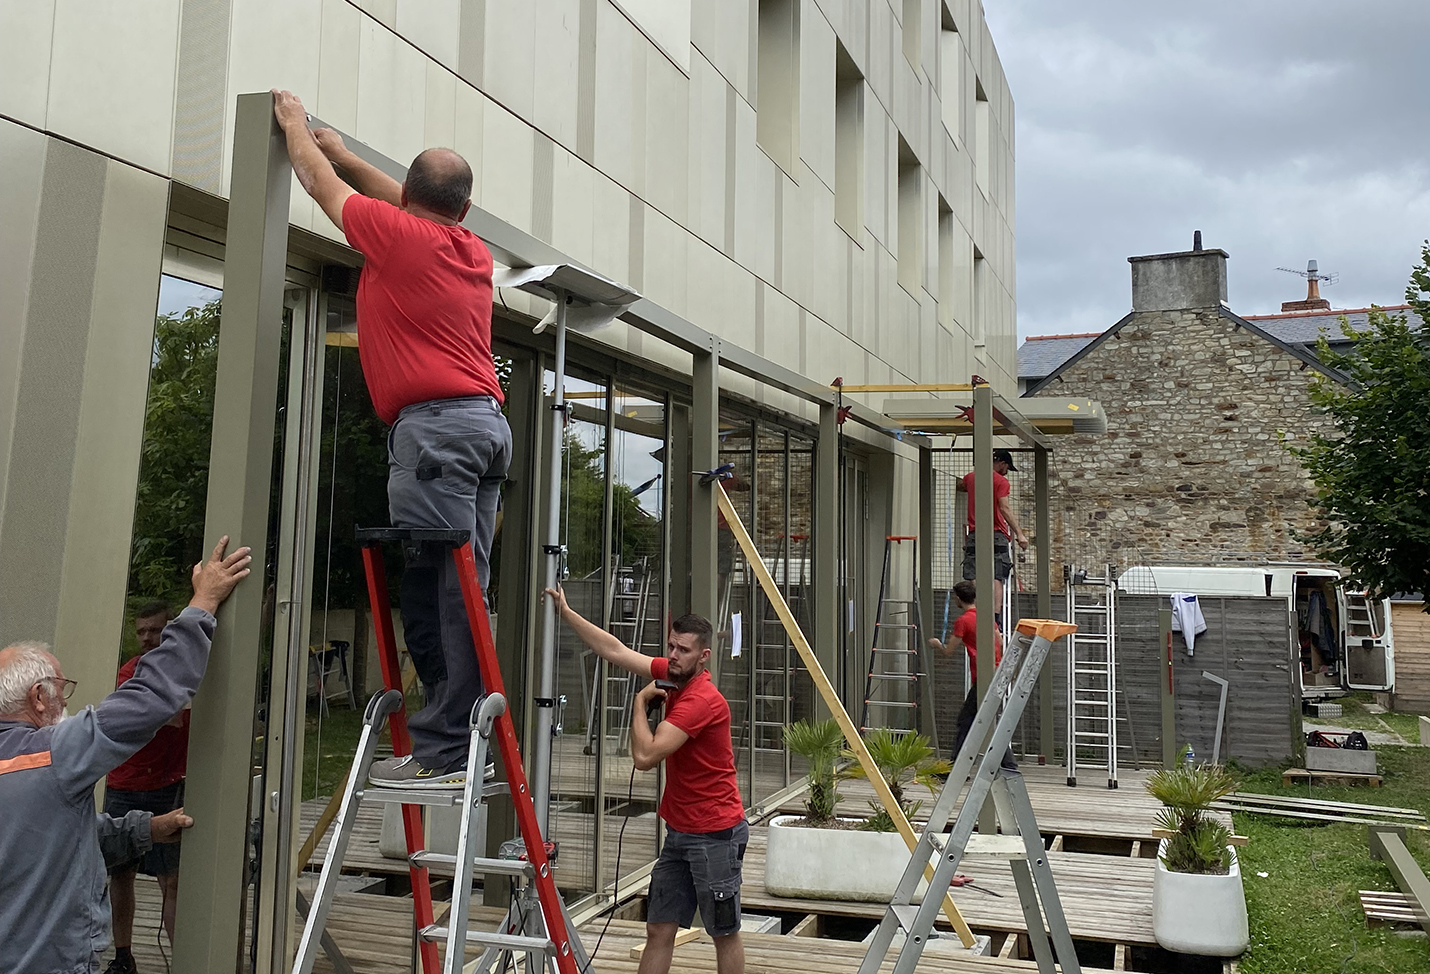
[{"xmin": 709, "ymin": 874, "xmax": 741, "ymax": 931}]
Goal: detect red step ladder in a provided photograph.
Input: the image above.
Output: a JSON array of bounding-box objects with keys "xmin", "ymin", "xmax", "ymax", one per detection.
[{"xmin": 353, "ymin": 528, "xmax": 583, "ymax": 974}]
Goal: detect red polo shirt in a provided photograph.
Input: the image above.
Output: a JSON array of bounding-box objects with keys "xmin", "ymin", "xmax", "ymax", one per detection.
[
  {"xmin": 106, "ymin": 654, "xmax": 190, "ymax": 792},
  {"xmin": 342, "ymin": 194, "xmax": 503, "ymax": 425},
  {"xmin": 963, "ymin": 470, "xmax": 1011, "ymax": 537},
  {"xmin": 953, "ymin": 606, "xmax": 1002, "ymax": 683},
  {"xmin": 649, "ymin": 658, "xmax": 745, "ymax": 834}
]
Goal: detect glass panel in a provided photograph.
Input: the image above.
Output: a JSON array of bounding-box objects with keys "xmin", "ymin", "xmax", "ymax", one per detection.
[
  {"xmin": 113, "ymin": 274, "xmax": 223, "ymax": 965},
  {"xmin": 715, "ymin": 419, "xmax": 755, "ymax": 801},
  {"xmin": 550, "ymin": 371, "xmax": 607, "ymax": 898},
  {"xmin": 599, "ymin": 383, "xmax": 667, "ymax": 891},
  {"xmin": 787, "ymin": 431, "xmax": 816, "ymax": 787},
  {"xmin": 751, "ymin": 428, "xmax": 790, "ymax": 801}
]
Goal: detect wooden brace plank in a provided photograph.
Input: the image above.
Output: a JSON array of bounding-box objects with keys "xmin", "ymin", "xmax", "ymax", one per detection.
[
  {"xmin": 630, "ymin": 927, "xmax": 702, "ymax": 959},
  {"xmin": 712, "ymin": 481, "xmax": 978, "ymax": 948}
]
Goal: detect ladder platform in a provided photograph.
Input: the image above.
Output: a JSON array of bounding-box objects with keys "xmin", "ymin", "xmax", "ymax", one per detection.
[
  {"xmin": 354, "ymin": 526, "xmax": 470, "ymax": 546},
  {"xmin": 357, "ymin": 787, "xmax": 466, "ymax": 807},
  {"xmin": 417, "ymin": 925, "xmax": 553, "ymax": 953},
  {"xmin": 409, "ymin": 851, "xmax": 536, "ymax": 877},
  {"xmin": 928, "ymin": 832, "xmax": 1028, "ymax": 859}
]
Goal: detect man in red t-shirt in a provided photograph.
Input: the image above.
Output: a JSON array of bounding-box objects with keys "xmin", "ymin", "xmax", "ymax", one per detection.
[
  {"xmin": 547, "ymin": 587, "xmax": 747, "ymax": 974},
  {"xmin": 274, "ymin": 91, "xmax": 513, "ymax": 787},
  {"xmin": 960, "ymin": 448, "xmax": 1029, "ymax": 620},
  {"xmin": 102, "ymin": 602, "xmax": 188, "ymax": 974},
  {"xmin": 931, "ymin": 581, "xmax": 1016, "ymax": 770}
]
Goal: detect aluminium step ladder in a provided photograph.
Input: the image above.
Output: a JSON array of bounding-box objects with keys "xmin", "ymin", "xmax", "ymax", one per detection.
[
  {"xmin": 751, "ymin": 533, "xmax": 810, "ymax": 754},
  {"xmin": 584, "ymin": 557, "xmax": 654, "ymax": 756},
  {"xmin": 293, "ymin": 528, "xmax": 591, "ymax": 974},
  {"xmin": 861, "ymin": 536, "xmax": 928, "ymax": 736},
  {"xmin": 1064, "ymin": 565, "xmax": 1119, "ymax": 788},
  {"xmin": 859, "ymin": 619, "xmax": 1082, "ymax": 974}
]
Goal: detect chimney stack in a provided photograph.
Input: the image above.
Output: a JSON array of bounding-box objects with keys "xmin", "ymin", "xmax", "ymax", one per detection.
[
  {"xmin": 1128, "ymin": 234, "xmax": 1229, "ymax": 312},
  {"xmin": 1280, "ymin": 260, "xmax": 1332, "ymax": 312}
]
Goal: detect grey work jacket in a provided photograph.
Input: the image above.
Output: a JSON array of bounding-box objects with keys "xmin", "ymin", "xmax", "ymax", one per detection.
[{"xmin": 0, "ymin": 607, "xmax": 214, "ymax": 974}]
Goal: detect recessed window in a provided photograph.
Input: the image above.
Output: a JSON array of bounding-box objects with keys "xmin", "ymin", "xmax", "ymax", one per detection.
[
  {"xmin": 897, "ymin": 137, "xmax": 922, "ymax": 295},
  {"xmin": 756, "ymin": 0, "xmax": 800, "ymax": 172},
  {"xmin": 903, "ymin": 0, "xmax": 922, "ymax": 71},
  {"xmin": 974, "ymin": 80, "xmax": 991, "ymax": 198},
  {"xmin": 835, "ymin": 41, "xmax": 864, "ymax": 236},
  {"xmin": 939, "ymin": 6, "xmax": 962, "ymax": 143}
]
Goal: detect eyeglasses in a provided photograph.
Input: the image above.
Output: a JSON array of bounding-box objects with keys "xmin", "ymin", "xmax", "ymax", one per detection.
[{"xmin": 41, "ymin": 677, "xmax": 78, "ymax": 702}]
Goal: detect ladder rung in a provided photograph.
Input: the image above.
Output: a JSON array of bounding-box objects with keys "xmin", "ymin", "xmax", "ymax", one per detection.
[
  {"xmin": 865, "ymin": 700, "xmax": 918, "ymax": 709},
  {"xmin": 417, "ymin": 926, "xmax": 553, "ymax": 952},
  {"xmin": 930, "ymin": 833, "xmax": 1028, "ymax": 859},
  {"xmin": 1074, "ymin": 732, "xmax": 1111, "ymax": 739},
  {"xmin": 872, "ymin": 647, "xmax": 919, "ymax": 655},
  {"xmin": 409, "ymin": 852, "xmax": 536, "ymax": 877},
  {"xmin": 875, "ymin": 623, "xmax": 919, "ymax": 631},
  {"xmin": 870, "ymin": 673, "xmax": 919, "ymax": 682}
]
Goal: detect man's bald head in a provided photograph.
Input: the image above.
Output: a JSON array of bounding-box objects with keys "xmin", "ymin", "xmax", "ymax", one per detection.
[{"xmin": 404, "ymin": 148, "xmax": 473, "ymax": 220}]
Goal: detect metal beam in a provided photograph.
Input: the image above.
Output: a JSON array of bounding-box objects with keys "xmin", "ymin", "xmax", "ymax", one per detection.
[
  {"xmin": 917, "ymin": 446, "xmax": 937, "ymax": 748},
  {"xmin": 173, "ymin": 91, "xmax": 291, "ymax": 974},
  {"xmin": 1370, "ymin": 828, "xmax": 1430, "ymax": 934},
  {"xmin": 690, "ymin": 346, "xmax": 719, "ymax": 633},
  {"xmin": 1036, "ymin": 446, "xmax": 1054, "ymax": 761},
  {"xmin": 972, "ymin": 384, "xmax": 996, "ymax": 834},
  {"xmin": 836, "ymin": 383, "xmax": 975, "ymax": 393},
  {"xmin": 813, "ymin": 402, "xmax": 840, "ymax": 719}
]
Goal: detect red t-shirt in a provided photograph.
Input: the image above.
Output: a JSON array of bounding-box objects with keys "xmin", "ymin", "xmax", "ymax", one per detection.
[
  {"xmin": 342, "ymin": 195, "xmax": 504, "ymax": 425},
  {"xmin": 952, "ymin": 607, "xmax": 1002, "ymax": 683},
  {"xmin": 649, "ymin": 658, "xmax": 745, "ymax": 834},
  {"xmin": 963, "ymin": 470, "xmax": 1011, "ymax": 537},
  {"xmin": 106, "ymin": 654, "xmax": 190, "ymax": 792}
]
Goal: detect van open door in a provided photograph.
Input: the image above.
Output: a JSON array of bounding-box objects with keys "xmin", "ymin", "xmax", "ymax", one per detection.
[{"xmin": 1342, "ymin": 591, "xmax": 1395, "ymax": 691}]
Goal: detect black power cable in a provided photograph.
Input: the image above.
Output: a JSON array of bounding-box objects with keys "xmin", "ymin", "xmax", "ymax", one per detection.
[{"xmin": 581, "ymin": 763, "xmax": 638, "ymax": 971}]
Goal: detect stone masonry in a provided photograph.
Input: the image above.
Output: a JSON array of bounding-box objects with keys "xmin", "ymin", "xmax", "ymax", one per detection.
[{"xmin": 1028, "ymin": 246, "xmax": 1335, "ymax": 574}]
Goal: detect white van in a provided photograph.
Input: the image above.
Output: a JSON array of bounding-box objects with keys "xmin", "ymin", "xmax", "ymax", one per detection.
[{"xmin": 1117, "ymin": 565, "xmax": 1395, "ymax": 700}]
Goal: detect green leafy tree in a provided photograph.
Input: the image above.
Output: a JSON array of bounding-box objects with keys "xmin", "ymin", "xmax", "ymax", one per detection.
[
  {"xmin": 1291, "ymin": 245, "xmax": 1430, "ymax": 608},
  {"xmin": 127, "ymin": 299, "xmax": 222, "ymax": 605}
]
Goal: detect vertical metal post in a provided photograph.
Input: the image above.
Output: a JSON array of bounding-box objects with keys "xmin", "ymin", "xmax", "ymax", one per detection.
[
  {"xmin": 813, "ymin": 401, "xmax": 840, "ymax": 718},
  {"xmin": 1159, "ymin": 607, "xmax": 1176, "ymax": 768},
  {"xmin": 1035, "ymin": 445, "xmax": 1054, "ymax": 761},
  {"xmin": 972, "ymin": 382, "xmax": 996, "ymax": 833},
  {"xmin": 917, "ymin": 445, "xmax": 938, "ymax": 746},
  {"xmin": 533, "ymin": 289, "xmax": 568, "ymax": 834},
  {"xmin": 172, "ymin": 91, "xmax": 291, "ymax": 974},
  {"xmin": 690, "ymin": 344, "xmax": 719, "ymax": 630}
]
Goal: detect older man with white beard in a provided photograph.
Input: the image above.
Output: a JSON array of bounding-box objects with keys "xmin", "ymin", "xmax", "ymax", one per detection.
[{"xmin": 0, "ymin": 538, "xmax": 250, "ymax": 974}]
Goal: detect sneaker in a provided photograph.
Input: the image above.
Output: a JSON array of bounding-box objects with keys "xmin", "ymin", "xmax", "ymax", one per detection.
[
  {"xmin": 368, "ymin": 756, "xmax": 497, "ymax": 789},
  {"xmin": 104, "ymin": 953, "xmax": 137, "ymax": 974}
]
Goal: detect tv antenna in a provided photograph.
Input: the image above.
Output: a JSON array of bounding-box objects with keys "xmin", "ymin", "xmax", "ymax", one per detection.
[{"xmin": 1276, "ymin": 259, "xmax": 1339, "ymax": 287}]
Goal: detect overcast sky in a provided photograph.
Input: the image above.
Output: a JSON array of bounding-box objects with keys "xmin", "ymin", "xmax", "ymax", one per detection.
[{"xmin": 983, "ymin": 1, "xmax": 1430, "ymax": 339}]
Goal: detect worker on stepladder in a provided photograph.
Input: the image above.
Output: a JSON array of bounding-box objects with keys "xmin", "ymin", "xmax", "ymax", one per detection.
[
  {"xmin": 960, "ymin": 448, "xmax": 1028, "ymax": 626},
  {"xmin": 931, "ymin": 580, "xmax": 1016, "ymax": 770},
  {"xmin": 273, "ymin": 91, "xmax": 512, "ymax": 788},
  {"xmin": 545, "ymin": 587, "xmax": 747, "ymax": 974}
]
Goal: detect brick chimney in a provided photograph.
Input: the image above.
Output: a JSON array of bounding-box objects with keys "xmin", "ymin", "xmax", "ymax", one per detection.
[
  {"xmin": 1280, "ymin": 260, "xmax": 1333, "ymax": 312},
  {"xmin": 1129, "ymin": 231, "xmax": 1229, "ymax": 312}
]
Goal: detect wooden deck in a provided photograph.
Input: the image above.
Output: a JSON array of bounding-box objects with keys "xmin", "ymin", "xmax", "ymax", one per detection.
[{"xmin": 108, "ymin": 879, "xmax": 1122, "ymax": 974}]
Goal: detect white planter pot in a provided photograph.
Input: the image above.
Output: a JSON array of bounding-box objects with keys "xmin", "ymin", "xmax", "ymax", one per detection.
[
  {"xmin": 764, "ymin": 815, "xmax": 927, "ymax": 902},
  {"xmin": 1152, "ymin": 838, "xmax": 1249, "ymax": 956}
]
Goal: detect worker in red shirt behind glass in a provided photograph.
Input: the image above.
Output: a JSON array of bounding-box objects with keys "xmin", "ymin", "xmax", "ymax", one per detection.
[
  {"xmin": 102, "ymin": 602, "xmax": 187, "ymax": 974},
  {"xmin": 274, "ymin": 90, "xmax": 513, "ymax": 790},
  {"xmin": 546, "ymin": 586, "xmax": 747, "ymax": 974}
]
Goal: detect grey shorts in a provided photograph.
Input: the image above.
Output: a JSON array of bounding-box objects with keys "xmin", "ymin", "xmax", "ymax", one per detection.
[
  {"xmin": 962, "ymin": 531, "xmax": 1013, "ymax": 583},
  {"xmin": 647, "ymin": 821, "xmax": 748, "ymax": 937}
]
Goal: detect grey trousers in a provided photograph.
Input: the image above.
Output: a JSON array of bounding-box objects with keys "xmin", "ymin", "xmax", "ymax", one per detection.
[{"xmin": 387, "ymin": 396, "xmax": 512, "ymax": 770}]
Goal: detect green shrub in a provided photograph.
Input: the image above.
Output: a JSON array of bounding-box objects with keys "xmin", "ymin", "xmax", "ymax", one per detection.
[{"xmin": 1146, "ymin": 749, "xmax": 1238, "ymax": 875}]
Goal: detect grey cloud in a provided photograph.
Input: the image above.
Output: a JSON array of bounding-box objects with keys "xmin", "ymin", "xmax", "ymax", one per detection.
[{"xmin": 985, "ymin": 1, "xmax": 1430, "ymax": 337}]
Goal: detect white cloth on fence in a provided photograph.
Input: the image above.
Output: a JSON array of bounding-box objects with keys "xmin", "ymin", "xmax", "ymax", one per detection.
[{"xmin": 1169, "ymin": 592, "xmax": 1207, "ymax": 656}]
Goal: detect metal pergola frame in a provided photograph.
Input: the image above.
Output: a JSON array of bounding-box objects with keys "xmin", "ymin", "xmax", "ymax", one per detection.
[{"xmin": 172, "ymin": 92, "xmax": 1100, "ymax": 972}]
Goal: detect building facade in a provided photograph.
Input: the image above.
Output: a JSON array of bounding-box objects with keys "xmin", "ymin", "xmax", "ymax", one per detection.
[{"xmin": 0, "ymin": 2, "xmax": 1017, "ymax": 970}]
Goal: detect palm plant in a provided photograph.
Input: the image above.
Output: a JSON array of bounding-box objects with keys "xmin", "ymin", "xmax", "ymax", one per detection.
[
  {"xmin": 1146, "ymin": 753, "xmax": 1238, "ymax": 875},
  {"xmin": 842, "ymin": 728, "xmax": 952, "ymax": 832},
  {"xmin": 783, "ymin": 718, "xmax": 846, "ymax": 826}
]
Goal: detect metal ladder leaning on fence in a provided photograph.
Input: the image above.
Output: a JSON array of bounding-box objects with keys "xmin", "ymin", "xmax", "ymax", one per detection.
[
  {"xmin": 861, "ymin": 535, "xmax": 928, "ymax": 736},
  {"xmin": 291, "ymin": 528, "xmax": 590, "ymax": 974},
  {"xmin": 1064, "ymin": 564, "xmax": 1120, "ymax": 788},
  {"xmin": 859, "ymin": 619, "xmax": 1082, "ymax": 974}
]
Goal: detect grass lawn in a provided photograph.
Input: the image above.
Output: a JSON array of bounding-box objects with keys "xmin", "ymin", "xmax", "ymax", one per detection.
[
  {"xmin": 1230, "ymin": 697, "xmax": 1430, "ymax": 973},
  {"xmin": 301, "ymin": 704, "xmax": 366, "ymax": 801}
]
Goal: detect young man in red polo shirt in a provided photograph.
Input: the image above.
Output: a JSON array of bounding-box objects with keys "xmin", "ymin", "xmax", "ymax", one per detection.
[
  {"xmin": 546, "ymin": 586, "xmax": 747, "ymax": 974},
  {"xmin": 274, "ymin": 91, "xmax": 512, "ymax": 788},
  {"xmin": 931, "ymin": 580, "xmax": 1016, "ymax": 770},
  {"xmin": 102, "ymin": 602, "xmax": 187, "ymax": 974},
  {"xmin": 960, "ymin": 448, "xmax": 1029, "ymax": 622}
]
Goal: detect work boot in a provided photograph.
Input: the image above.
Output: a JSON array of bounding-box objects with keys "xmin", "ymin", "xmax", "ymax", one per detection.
[{"xmin": 104, "ymin": 951, "xmax": 138, "ymax": 974}]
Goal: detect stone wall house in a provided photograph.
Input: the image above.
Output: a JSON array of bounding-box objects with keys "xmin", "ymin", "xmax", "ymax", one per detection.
[{"xmin": 1022, "ymin": 242, "xmax": 1350, "ymax": 574}]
